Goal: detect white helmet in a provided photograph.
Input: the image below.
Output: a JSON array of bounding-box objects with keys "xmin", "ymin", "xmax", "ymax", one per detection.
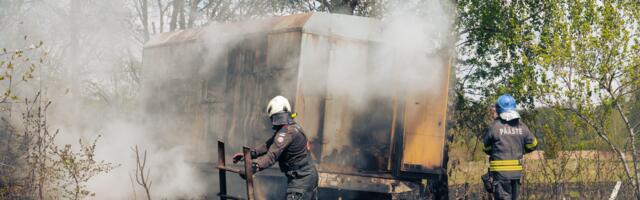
[{"xmin": 266, "ymin": 96, "xmax": 291, "ymax": 117}]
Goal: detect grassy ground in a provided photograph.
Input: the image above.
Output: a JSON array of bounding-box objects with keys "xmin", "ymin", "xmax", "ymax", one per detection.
[
  {"xmin": 448, "ymin": 156, "xmax": 632, "ymax": 199},
  {"xmin": 449, "ymin": 159, "xmax": 629, "ymax": 185}
]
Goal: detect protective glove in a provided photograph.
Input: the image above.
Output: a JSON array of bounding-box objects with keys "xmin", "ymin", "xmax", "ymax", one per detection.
[
  {"xmin": 232, "ymin": 152, "xmax": 244, "ymax": 164},
  {"xmin": 238, "ymin": 162, "xmax": 259, "ymax": 180}
]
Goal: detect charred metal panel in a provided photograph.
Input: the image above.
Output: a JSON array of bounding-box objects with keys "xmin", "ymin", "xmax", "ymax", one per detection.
[
  {"xmin": 318, "ymin": 172, "xmax": 419, "ymax": 195},
  {"xmin": 302, "ymin": 13, "xmax": 381, "ymax": 42},
  {"xmin": 298, "ymin": 35, "xmax": 395, "ymax": 174},
  {"xmin": 398, "ymin": 56, "xmax": 451, "ymax": 174},
  {"xmin": 218, "ymin": 35, "xmax": 271, "ymax": 149},
  {"xmin": 320, "ymin": 37, "xmax": 370, "ymax": 171},
  {"xmin": 266, "ymin": 32, "xmax": 302, "ymax": 99},
  {"xmin": 205, "ymin": 31, "xmax": 303, "ymax": 150},
  {"xmin": 295, "ymin": 33, "xmax": 331, "ymax": 161}
]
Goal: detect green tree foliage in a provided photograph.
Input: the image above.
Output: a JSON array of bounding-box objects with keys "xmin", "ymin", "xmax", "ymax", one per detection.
[
  {"xmin": 53, "ymin": 136, "xmax": 118, "ymax": 200},
  {"xmin": 458, "ymin": 0, "xmax": 640, "ymax": 198},
  {"xmin": 0, "ymin": 37, "xmax": 45, "ymax": 103},
  {"xmin": 0, "ymin": 93, "xmax": 119, "ymax": 199},
  {"xmin": 535, "ymin": 0, "xmax": 640, "ymax": 197},
  {"xmin": 0, "ymin": 39, "xmax": 118, "ymax": 199},
  {"xmin": 453, "ymin": 1, "xmax": 549, "ymax": 167},
  {"xmin": 456, "ymin": 0, "xmax": 546, "ymax": 107}
]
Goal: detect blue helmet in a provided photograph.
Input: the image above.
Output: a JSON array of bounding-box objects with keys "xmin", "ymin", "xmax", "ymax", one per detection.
[{"xmin": 496, "ymin": 94, "xmax": 517, "ymax": 114}]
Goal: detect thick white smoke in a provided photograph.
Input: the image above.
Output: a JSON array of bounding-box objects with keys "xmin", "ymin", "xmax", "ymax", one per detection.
[
  {"xmin": 1, "ymin": 0, "xmax": 209, "ymax": 199},
  {"xmin": 374, "ymin": 0, "xmax": 454, "ymax": 96}
]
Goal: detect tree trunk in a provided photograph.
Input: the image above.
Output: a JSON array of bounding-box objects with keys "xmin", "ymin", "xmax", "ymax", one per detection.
[
  {"xmin": 141, "ymin": 0, "xmax": 149, "ymax": 41},
  {"xmin": 157, "ymin": 0, "xmax": 164, "ymax": 33},
  {"xmin": 187, "ymin": 0, "xmax": 200, "ymax": 28},
  {"xmin": 614, "ymin": 102, "xmax": 640, "ymax": 199},
  {"xmin": 178, "ymin": 0, "xmax": 186, "ymax": 30},
  {"xmin": 575, "ymin": 111, "xmax": 638, "ymax": 197},
  {"xmin": 169, "ymin": 0, "xmax": 182, "ymax": 31},
  {"xmin": 331, "ymin": 0, "xmax": 358, "ymax": 15}
]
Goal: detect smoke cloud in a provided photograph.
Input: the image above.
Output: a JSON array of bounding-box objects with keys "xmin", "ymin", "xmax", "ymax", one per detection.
[{"xmin": 1, "ymin": 0, "xmax": 208, "ymax": 199}]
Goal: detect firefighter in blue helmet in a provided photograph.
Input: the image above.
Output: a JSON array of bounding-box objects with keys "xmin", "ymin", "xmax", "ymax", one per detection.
[
  {"xmin": 232, "ymin": 96, "xmax": 318, "ymax": 200},
  {"xmin": 482, "ymin": 94, "xmax": 538, "ymax": 200}
]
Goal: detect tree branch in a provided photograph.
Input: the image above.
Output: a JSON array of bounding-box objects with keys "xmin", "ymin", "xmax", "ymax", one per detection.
[
  {"xmin": 569, "ymin": 108, "xmax": 636, "ymax": 189},
  {"xmin": 133, "ymin": 146, "xmax": 152, "ymax": 200}
]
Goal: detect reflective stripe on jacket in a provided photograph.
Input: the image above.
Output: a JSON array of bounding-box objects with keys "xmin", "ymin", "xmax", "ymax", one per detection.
[{"xmin": 483, "ymin": 118, "xmax": 538, "ymax": 179}]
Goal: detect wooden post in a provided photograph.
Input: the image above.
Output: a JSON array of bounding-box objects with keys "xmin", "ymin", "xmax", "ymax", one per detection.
[
  {"xmin": 218, "ymin": 141, "xmax": 227, "ymax": 200},
  {"xmin": 243, "ymin": 147, "xmax": 255, "ymax": 200}
]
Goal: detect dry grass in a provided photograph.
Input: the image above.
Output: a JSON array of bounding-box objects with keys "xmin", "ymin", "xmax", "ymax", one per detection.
[{"xmin": 449, "ymin": 151, "xmax": 628, "ymax": 185}]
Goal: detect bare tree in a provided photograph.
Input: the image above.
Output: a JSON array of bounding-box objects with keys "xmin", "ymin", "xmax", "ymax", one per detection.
[
  {"xmin": 23, "ymin": 92, "xmax": 58, "ymax": 200},
  {"xmin": 134, "ymin": 0, "xmax": 151, "ymax": 41},
  {"xmin": 187, "ymin": 0, "xmax": 203, "ymax": 28},
  {"xmin": 133, "ymin": 145, "xmax": 152, "ymax": 200},
  {"xmin": 319, "ymin": 0, "xmax": 358, "ymax": 14},
  {"xmin": 169, "ymin": 0, "xmax": 183, "ymax": 31},
  {"xmin": 155, "ymin": 0, "xmax": 166, "ymax": 33}
]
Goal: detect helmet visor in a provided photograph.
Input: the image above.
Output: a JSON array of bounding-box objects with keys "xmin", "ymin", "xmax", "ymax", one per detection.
[{"xmin": 499, "ymin": 110, "xmax": 520, "ymax": 121}]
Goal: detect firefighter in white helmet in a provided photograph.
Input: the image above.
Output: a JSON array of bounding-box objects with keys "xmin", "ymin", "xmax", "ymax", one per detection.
[{"xmin": 232, "ymin": 95, "xmax": 318, "ymax": 200}]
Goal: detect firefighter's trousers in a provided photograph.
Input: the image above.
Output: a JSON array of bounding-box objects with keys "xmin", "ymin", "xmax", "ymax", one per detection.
[
  {"xmin": 492, "ymin": 178, "xmax": 519, "ymax": 200},
  {"xmin": 284, "ymin": 164, "xmax": 318, "ymax": 200}
]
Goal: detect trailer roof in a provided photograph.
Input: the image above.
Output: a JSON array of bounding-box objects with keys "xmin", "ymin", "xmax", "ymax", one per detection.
[{"xmin": 144, "ymin": 12, "xmax": 382, "ymax": 48}]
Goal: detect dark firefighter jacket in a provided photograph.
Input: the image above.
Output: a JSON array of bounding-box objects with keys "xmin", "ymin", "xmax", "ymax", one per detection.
[
  {"xmin": 483, "ymin": 118, "xmax": 538, "ymax": 180},
  {"xmin": 252, "ymin": 123, "xmax": 311, "ymax": 172}
]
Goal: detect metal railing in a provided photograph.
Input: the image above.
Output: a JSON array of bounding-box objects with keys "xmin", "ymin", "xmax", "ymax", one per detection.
[{"xmin": 217, "ymin": 140, "xmax": 255, "ymax": 200}]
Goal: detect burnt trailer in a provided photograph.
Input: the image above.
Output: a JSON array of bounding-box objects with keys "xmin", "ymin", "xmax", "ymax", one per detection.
[{"xmin": 141, "ymin": 13, "xmax": 453, "ymax": 199}]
